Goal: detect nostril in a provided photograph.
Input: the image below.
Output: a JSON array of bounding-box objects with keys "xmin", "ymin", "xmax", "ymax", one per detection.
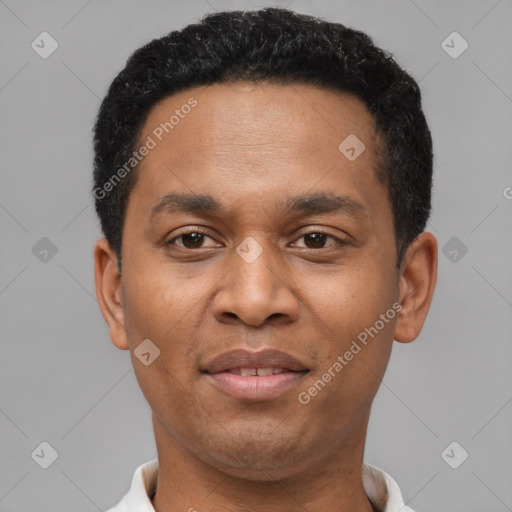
[{"xmin": 268, "ymin": 312, "xmax": 285, "ymax": 320}]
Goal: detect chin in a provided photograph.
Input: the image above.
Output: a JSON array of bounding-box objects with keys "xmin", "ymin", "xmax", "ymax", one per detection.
[
  {"xmin": 193, "ymin": 424, "xmax": 314, "ymax": 481},
  {"xmin": 208, "ymin": 452, "xmax": 311, "ymax": 483}
]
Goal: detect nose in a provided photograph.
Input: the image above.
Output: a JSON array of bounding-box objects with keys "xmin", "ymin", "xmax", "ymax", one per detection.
[{"xmin": 212, "ymin": 242, "xmax": 300, "ymax": 327}]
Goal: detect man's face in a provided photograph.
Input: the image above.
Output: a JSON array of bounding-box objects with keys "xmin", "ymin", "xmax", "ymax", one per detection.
[{"xmin": 118, "ymin": 82, "xmax": 400, "ymax": 478}]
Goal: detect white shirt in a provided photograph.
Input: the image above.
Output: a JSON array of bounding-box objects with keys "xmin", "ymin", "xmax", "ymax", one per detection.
[{"xmin": 105, "ymin": 459, "xmax": 415, "ymax": 512}]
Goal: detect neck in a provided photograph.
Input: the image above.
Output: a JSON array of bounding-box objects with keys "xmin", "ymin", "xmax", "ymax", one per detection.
[{"xmin": 150, "ymin": 411, "xmax": 378, "ymax": 512}]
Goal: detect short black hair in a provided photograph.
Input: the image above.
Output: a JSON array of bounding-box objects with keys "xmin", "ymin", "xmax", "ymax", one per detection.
[{"xmin": 93, "ymin": 7, "xmax": 433, "ymax": 272}]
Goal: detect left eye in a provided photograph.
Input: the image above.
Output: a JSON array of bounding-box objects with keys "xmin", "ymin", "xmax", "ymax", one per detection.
[
  {"xmin": 167, "ymin": 231, "xmax": 219, "ymax": 249},
  {"xmin": 292, "ymin": 232, "xmax": 345, "ymax": 249}
]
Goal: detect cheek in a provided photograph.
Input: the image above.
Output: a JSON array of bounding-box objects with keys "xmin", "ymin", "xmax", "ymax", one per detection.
[
  {"xmin": 121, "ymin": 261, "xmax": 199, "ymax": 340},
  {"xmin": 306, "ymin": 261, "xmax": 397, "ymax": 337},
  {"xmin": 121, "ymin": 260, "xmax": 205, "ymax": 377},
  {"xmin": 301, "ymin": 260, "xmax": 398, "ymax": 399},
  {"xmin": 122, "ymin": 272, "xmax": 199, "ymax": 419},
  {"xmin": 299, "ymin": 307, "xmax": 395, "ymax": 431}
]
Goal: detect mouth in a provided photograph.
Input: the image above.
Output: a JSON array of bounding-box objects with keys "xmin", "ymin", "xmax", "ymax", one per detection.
[
  {"xmin": 201, "ymin": 349, "xmax": 309, "ymax": 401},
  {"xmin": 226, "ymin": 367, "xmax": 296, "ymax": 376}
]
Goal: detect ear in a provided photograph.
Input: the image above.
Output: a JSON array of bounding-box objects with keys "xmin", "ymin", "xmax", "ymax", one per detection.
[
  {"xmin": 93, "ymin": 237, "xmax": 128, "ymax": 350},
  {"xmin": 394, "ymin": 231, "xmax": 438, "ymax": 343}
]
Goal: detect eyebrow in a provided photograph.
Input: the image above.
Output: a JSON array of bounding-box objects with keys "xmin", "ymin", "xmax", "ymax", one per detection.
[{"xmin": 149, "ymin": 192, "xmax": 366, "ymax": 221}]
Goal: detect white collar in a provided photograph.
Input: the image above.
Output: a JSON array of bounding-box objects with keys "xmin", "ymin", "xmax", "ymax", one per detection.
[{"xmin": 105, "ymin": 459, "xmax": 415, "ymax": 512}]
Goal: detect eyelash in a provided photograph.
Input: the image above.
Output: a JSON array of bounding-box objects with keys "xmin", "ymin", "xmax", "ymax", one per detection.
[{"xmin": 166, "ymin": 227, "xmax": 348, "ymax": 249}]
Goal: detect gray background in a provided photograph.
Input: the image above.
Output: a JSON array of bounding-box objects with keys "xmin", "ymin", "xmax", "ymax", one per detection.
[{"xmin": 1, "ymin": 0, "xmax": 511, "ymax": 510}]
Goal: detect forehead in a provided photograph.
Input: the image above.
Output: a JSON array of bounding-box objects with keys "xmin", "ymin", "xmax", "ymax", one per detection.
[
  {"xmin": 129, "ymin": 81, "xmax": 389, "ymax": 225},
  {"xmin": 141, "ymin": 81, "xmax": 377, "ymax": 157}
]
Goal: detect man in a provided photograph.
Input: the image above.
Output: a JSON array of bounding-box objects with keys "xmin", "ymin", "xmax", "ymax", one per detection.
[{"xmin": 93, "ymin": 7, "xmax": 437, "ymax": 512}]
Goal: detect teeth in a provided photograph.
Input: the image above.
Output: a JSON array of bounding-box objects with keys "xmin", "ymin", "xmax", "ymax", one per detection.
[
  {"xmin": 240, "ymin": 368, "xmax": 257, "ymax": 377},
  {"xmin": 235, "ymin": 368, "xmax": 288, "ymax": 376}
]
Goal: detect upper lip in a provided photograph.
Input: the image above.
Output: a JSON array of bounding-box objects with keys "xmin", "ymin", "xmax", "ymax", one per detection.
[{"xmin": 202, "ymin": 349, "xmax": 309, "ymax": 374}]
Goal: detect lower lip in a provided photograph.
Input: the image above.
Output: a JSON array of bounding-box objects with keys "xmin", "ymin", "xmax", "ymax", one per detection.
[{"xmin": 205, "ymin": 371, "xmax": 307, "ymax": 401}]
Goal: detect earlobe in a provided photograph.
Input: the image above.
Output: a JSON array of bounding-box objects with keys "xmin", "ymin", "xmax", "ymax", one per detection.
[
  {"xmin": 394, "ymin": 232, "xmax": 438, "ymax": 344},
  {"xmin": 93, "ymin": 238, "xmax": 129, "ymax": 350}
]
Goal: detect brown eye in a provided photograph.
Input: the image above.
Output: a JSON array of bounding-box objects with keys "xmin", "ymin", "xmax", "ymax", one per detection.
[
  {"xmin": 180, "ymin": 232, "xmax": 206, "ymax": 248},
  {"xmin": 293, "ymin": 231, "xmax": 347, "ymax": 249},
  {"xmin": 303, "ymin": 233, "xmax": 328, "ymax": 248},
  {"xmin": 167, "ymin": 228, "xmax": 220, "ymax": 249}
]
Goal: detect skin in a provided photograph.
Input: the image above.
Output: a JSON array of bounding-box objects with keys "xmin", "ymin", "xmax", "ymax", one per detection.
[{"xmin": 94, "ymin": 82, "xmax": 437, "ymax": 512}]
